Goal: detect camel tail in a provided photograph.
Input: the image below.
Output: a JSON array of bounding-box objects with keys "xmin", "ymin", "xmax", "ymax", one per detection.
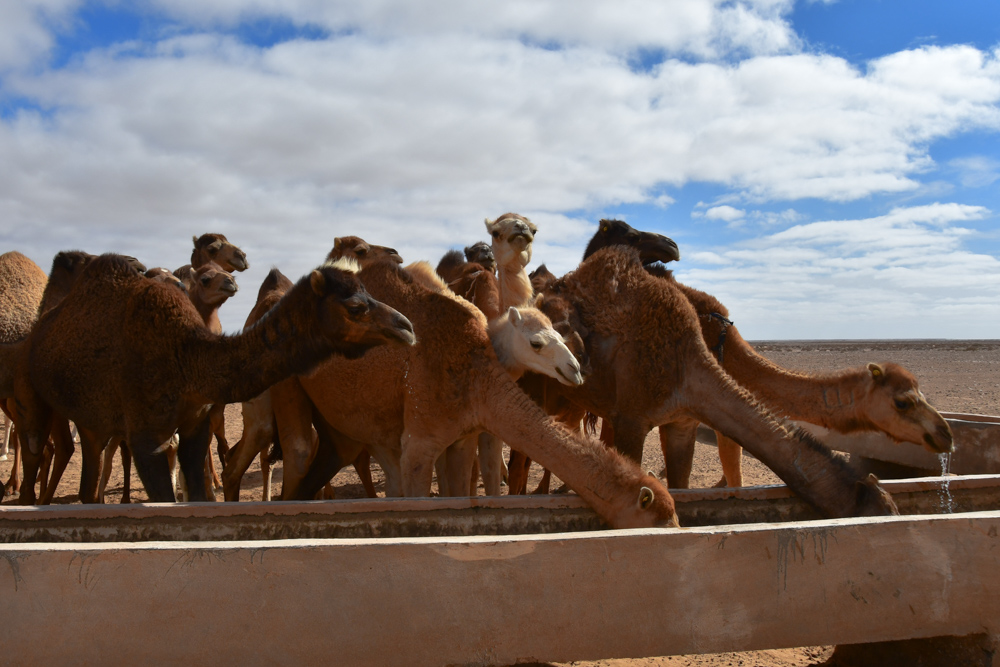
[
  {"xmin": 686, "ymin": 363, "xmax": 897, "ymax": 518},
  {"xmin": 475, "ymin": 363, "xmax": 676, "ymax": 528}
]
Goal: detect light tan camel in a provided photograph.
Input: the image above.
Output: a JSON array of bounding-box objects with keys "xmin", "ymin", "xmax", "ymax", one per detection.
[
  {"xmin": 540, "ymin": 246, "xmax": 896, "ymax": 518},
  {"xmin": 14, "ymin": 254, "xmax": 415, "ymax": 504},
  {"xmin": 486, "ymin": 212, "xmax": 537, "ymax": 310},
  {"xmin": 241, "ymin": 256, "xmax": 677, "ymax": 528},
  {"xmin": 0, "ymin": 251, "xmax": 47, "ymax": 490}
]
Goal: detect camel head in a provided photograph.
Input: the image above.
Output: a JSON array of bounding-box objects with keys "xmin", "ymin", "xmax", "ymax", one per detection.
[
  {"xmin": 601, "ymin": 467, "xmax": 680, "ymax": 529},
  {"xmin": 490, "ymin": 306, "xmax": 583, "ymax": 386},
  {"xmin": 529, "ymin": 264, "xmax": 557, "ymax": 294},
  {"xmin": 486, "ymin": 213, "xmax": 537, "ymax": 271},
  {"xmin": 534, "ymin": 291, "xmax": 592, "ymax": 377},
  {"xmin": 862, "ymin": 362, "xmax": 953, "ymax": 453},
  {"xmin": 144, "ymin": 267, "xmax": 187, "ymax": 292},
  {"xmin": 328, "ymin": 236, "xmax": 404, "ymax": 266},
  {"xmin": 309, "ymin": 257, "xmax": 416, "ymax": 357},
  {"xmin": 583, "ymin": 219, "xmax": 680, "ymax": 267},
  {"xmin": 192, "ymin": 233, "xmax": 249, "ymax": 273},
  {"xmin": 463, "ymin": 241, "xmax": 496, "ymax": 274},
  {"xmin": 191, "ymin": 261, "xmax": 238, "ymax": 306}
]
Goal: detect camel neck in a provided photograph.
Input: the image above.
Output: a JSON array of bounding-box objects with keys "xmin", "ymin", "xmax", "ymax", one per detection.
[
  {"xmin": 497, "ymin": 264, "xmax": 533, "ymax": 311},
  {"xmin": 487, "ymin": 318, "xmax": 525, "ymax": 380}
]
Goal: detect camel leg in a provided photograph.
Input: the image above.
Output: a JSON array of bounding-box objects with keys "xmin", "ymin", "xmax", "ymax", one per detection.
[
  {"xmin": 129, "ymin": 434, "xmax": 177, "ymax": 502},
  {"xmin": 37, "ymin": 444, "xmax": 53, "ymax": 499},
  {"xmin": 271, "ymin": 379, "xmax": 317, "ymax": 501},
  {"xmin": 16, "ymin": 414, "xmax": 53, "ymax": 506},
  {"xmin": 443, "ymin": 435, "xmax": 478, "ymax": 498},
  {"xmin": 76, "ymin": 426, "xmax": 107, "ymax": 504},
  {"xmin": 98, "ymin": 439, "xmax": 120, "ymax": 503},
  {"xmin": 531, "ymin": 469, "xmax": 552, "ymax": 494},
  {"xmin": 0, "ymin": 414, "xmax": 9, "ymax": 459},
  {"xmin": 506, "ymin": 449, "xmax": 531, "ymax": 495},
  {"xmin": 177, "ymin": 417, "xmax": 213, "ymax": 502},
  {"xmin": 715, "ymin": 433, "xmax": 743, "ymax": 487},
  {"xmin": 260, "ymin": 448, "xmax": 272, "ymax": 501},
  {"xmin": 434, "ymin": 456, "xmax": 449, "ymax": 497},
  {"xmin": 39, "ymin": 419, "xmax": 75, "ymax": 504},
  {"xmin": 658, "ymin": 418, "xmax": 699, "ymax": 489},
  {"xmin": 121, "ymin": 443, "xmax": 133, "ymax": 503},
  {"xmin": 607, "ymin": 416, "xmax": 649, "ymax": 464},
  {"xmin": 4, "ymin": 423, "xmax": 20, "ymax": 497},
  {"xmin": 289, "ymin": 413, "xmax": 348, "ymax": 501},
  {"xmin": 477, "ymin": 432, "xmax": 504, "ymax": 496},
  {"xmin": 210, "ymin": 403, "xmax": 229, "ymax": 464},
  {"xmin": 353, "ymin": 450, "xmax": 377, "ymax": 498},
  {"xmin": 400, "ymin": 437, "xmax": 443, "ymax": 498},
  {"xmin": 222, "ymin": 394, "xmax": 273, "ymax": 502}
]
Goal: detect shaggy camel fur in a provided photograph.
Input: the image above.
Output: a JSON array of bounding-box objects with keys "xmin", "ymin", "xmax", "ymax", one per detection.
[
  {"xmin": 487, "ymin": 213, "xmax": 537, "ymax": 310},
  {"xmin": 436, "ymin": 242, "xmax": 497, "ymax": 284},
  {"xmin": 174, "ymin": 233, "xmax": 249, "ymax": 287},
  {"xmin": 224, "ymin": 237, "xmax": 404, "ymax": 501},
  {"xmin": 15, "ymin": 254, "xmax": 415, "ymax": 503},
  {"xmin": 659, "ymin": 279, "xmax": 954, "ymax": 488},
  {"xmin": 579, "ymin": 220, "xmax": 951, "ymax": 489},
  {"xmin": 542, "ymin": 246, "xmax": 897, "ymax": 518},
  {"xmin": 98, "ymin": 264, "xmax": 238, "ymax": 503},
  {"xmin": 249, "ymin": 257, "xmax": 677, "ymax": 528}
]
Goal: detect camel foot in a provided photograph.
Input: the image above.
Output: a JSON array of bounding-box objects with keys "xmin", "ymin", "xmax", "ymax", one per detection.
[
  {"xmin": 712, "ymin": 476, "xmax": 728, "ymax": 488},
  {"xmin": 552, "ymin": 483, "xmax": 569, "ymax": 494}
]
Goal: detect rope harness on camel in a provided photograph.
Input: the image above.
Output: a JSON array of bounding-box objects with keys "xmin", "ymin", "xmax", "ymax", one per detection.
[{"xmin": 705, "ymin": 312, "xmax": 734, "ymax": 364}]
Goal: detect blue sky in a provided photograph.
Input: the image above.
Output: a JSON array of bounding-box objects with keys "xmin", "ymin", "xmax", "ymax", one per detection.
[{"xmin": 1, "ymin": 1, "xmax": 999, "ymax": 338}]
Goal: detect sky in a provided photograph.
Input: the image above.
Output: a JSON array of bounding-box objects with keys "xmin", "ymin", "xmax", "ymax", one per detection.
[{"xmin": 1, "ymin": 1, "xmax": 999, "ymax": 339}]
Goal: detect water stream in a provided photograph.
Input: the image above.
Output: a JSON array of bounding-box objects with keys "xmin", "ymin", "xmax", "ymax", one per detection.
[{"xmin": 938, "ymin": 452, "xmax": 955, "ymax": 514}]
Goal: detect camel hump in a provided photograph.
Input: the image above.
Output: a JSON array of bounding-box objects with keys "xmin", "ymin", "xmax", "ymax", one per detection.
[
  {"xmin": 405, "ymin": 261, "xmax": 449, "ymax": 293},
  {"xmin": 436, "ymin": 249, "xmax": 466, "ymax": 283},
  {"xmin": 258, "ymin": 267, "xmax": 293, "ymax": 302},
  {"xmin": 0, "ymin": 251, "xmax": 48, "ymax": 343}
]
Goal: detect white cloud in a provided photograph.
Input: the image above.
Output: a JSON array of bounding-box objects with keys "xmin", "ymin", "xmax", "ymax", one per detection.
[
  {"xmin": 703, "ymin": 204, "xmax": 746, "ymax": 221},
  {"xmin": 0, "ymin": 0, "xmax": 80, "ymax": 71},
  {"xmin": 676, "ymin": 204, "xmax": 1000, "ymax": 339},
  {"xmin": 949, "ymin": 155, "xmax": 1000, "ymax": 188}
]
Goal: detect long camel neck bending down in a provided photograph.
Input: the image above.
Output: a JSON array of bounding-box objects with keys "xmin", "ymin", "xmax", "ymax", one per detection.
[
  {"xmin": 546, "ymin": 246, "xmax": 897, "ymax": 518},
  {"xmin": 271, "ymin": 258, "xmax": 677, "ymax": 528},
  {"xmin": 486, "ymin": 213, "xmax": 536, "ymax": 311},
  {"xmin": 16, "ymin": 254, "xmax": 415, "ymax": 503}
]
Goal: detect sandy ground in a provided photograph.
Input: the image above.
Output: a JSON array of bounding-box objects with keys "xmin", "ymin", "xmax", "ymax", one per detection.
[{"xmin": 3, "ymin": 339, "xmax": 999, "ymax": 665}]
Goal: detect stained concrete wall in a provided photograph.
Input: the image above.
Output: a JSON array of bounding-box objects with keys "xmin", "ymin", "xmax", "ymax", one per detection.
[{"xmin": 2, "ymin": 511, "xmax": 999, "ymax": 666}]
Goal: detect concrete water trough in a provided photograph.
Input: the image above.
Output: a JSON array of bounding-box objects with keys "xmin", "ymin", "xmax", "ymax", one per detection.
[{"xmin": 2, "ymin": 414, "xmax": 1000, "ymax": 665}]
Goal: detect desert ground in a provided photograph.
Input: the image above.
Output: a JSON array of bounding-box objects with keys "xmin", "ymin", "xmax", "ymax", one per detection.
[{"xmin": 3, "ymin": 339, "xmax": 999, "ymax": 666}]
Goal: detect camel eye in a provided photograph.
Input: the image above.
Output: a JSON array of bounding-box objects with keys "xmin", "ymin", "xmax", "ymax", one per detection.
[
  {"xmin": 200, "ymin": 276, "xmax": 211, "ymax": 286},
  {"xmin": 530, "ymin": 340, "xmax": 543, "ymax": 351},
  {"xmin": 491, "ymin": 230, "xmax": 500, "ymax": 238},
  {"xmin": 894, "ymin": 398, "xmax": 911, "ymax": 411},
  {"xmin": 356, "ymin": 247, "xmax": 368, "ymax": 256},
  {"xmin": 345, "ymin": 300, "xmax": 368, "ymax": 316}
]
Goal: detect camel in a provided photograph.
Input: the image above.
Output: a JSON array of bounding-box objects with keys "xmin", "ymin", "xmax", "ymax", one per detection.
[
  {"xmin": 173, "ymin": 233, "xmax": 249, "ymax": 288},
  {"xmin": 226, "ymin": 255, "xmax": 677, "ymax": 528},
  {"xmin": 97, "ymin": 263, "xmax": 240, "ymax": 503},
  {"xmin": 223, "ymin": 237, "xmax": 403, "ymax": 502},
  {"xmin": 536, "ymin": 245, "xmax": 896, "ymax": 518},
  {"xmin": 578, "ymin": 219, "xmax": 952, "ymax": 488},
  {"xmin": 486, "ymin": 213, "xmax": 537, "ymax": 310},
  {"xmin": 436, "ymin": 242, "xmax": 497, "ymax": 284},
  {"xmin": 529, "ymin": 264, "xmax": 557, "ymax": 294},
  {"xmin": 14, "ymin": 253, "xmax": 416, "ymax": 504}
]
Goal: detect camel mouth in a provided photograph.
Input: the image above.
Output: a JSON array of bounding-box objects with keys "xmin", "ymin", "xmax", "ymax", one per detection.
[
  {"xmin": 923, "ymin": 429, "xmax": 955, "ymax": 454},
  {"xmin": 556, "ymin": 366, "xmax": 584, "ymax": 386},
  {"xmin": 221, "ymin": 283, "xmax": 238, "ymax": 296},
  {"xmin": 507, "ymin": 231, "xmax": 534, "ymax": 246},
  {"xmin": 387, "ymin": 319, "xmax": 417, "ymax": 346},
  {"xmin": 638, "ymin": 235, "xmax": 681, "ymax": 265},
  {"xmin": 231, "ymin": 254, "xmax": 249, "ymax": 271}
]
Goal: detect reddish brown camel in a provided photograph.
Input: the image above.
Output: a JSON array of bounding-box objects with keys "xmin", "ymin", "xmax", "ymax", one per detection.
[
  {"xmin": 538, "ymin": 245, "xmax": 897, "ymax": 518},
  {"xmin": 436, "ymin": 241, "xmax": 496, "ymax": 283},
  {"xmin": 228, "ymin": 256, "xmax": 678, "ymax": 528},
  {"xmin": 222, "ymin": 236, "xmax": 403, "ymax": 501},
  {"xmin": 578, "ymin": 219, "xmax": 952, "ymax": 488},
  {"xmin": 14, "ymin": 253, "xmax": 415, "ymax": 504}
]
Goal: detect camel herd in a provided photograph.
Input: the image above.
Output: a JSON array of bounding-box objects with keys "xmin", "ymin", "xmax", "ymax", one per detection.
[{"xmin": 0, "ymin": 214, "xmax": 956, "ymax": 528}]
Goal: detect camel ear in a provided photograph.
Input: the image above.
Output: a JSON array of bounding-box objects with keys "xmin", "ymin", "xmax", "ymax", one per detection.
[
  {"xmin": 310, "ymin": 269, "xmax": 326, "ymax": 295},
  {"xmin": 507, "ymin": 306, "xmax": 521, "ymax": 325},
  {"xmin": 333, "ymin": 237, "xmax": 344, "ymax": 250},
  {"xmin": 867, "ymin": 362, "xmax": 885, "ymax": 383},
  {"xmin": 533, "ymin": 294, "xmax": 544, "ymax": 308},
  {"xmin": 639, "ymin": 486, "xmax": 655, "ymax": 510}
]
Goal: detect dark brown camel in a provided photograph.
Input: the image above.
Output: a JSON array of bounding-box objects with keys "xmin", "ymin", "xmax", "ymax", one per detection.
[
  {"xmin": 540, "ymin": 245, "xmax": 896, "ymax": 518},
  {"xmin": 173, "ymin": 233, "xmax": 249, "ymax": 288},
  {"xmin": 14, "ymin": 254, "xmax": 415, "ymax": 504}
]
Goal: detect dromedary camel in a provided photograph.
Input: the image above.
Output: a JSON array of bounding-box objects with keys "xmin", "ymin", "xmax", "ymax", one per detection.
[
  {"xmin": 539, "ymin": 245, "xmax": 897, "ymax": 518},
  {"xmin": 173, "ymin": 233, "xmax": 249, "ymax": 288},
  {"xmin": 14, "ymin": 253, "xmax": 416, "ymax": 504},
  {"xmin": 97, "ymin": 263, "xmax": 240, "ymax": 503},
  {"xmin": 0, "ymin": 251, "xmax": 47, "ymax": 489},
  {"xmin": 579, "ymin": 219, "xmax": 953, "ymax": 488},
  {"xmin": 223, "ymin": 236, "xmax": 405, "ymax": 501},
  {"xmin": 486, "ymin": 213, "xmax": 538, "ymax": 310},
  {"xmin": 228, "ymin": 255, "xmax": 677, "ymax": 528},
  {"xmin": 436, "ymin": 241, "xmax": 497, "ymax": 284}
]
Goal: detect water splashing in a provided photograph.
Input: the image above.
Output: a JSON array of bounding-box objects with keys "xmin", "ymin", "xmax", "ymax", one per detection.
[{"xmin": 938, "ymin": 452, "xmax": 954, "ymax": 514}]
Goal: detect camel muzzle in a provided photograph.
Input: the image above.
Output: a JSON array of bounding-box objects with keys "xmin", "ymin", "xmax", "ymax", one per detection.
[
  {"xmin": 387, "ymin": 314, "xmax": 417, "ymax": 346},
  {"xmin": 638, "ymin": 234, "xmax": 681, "ymax": 265},
  {"xmin": 924, "ymin": 423, "xmax": 955, "ymax": 453}
]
